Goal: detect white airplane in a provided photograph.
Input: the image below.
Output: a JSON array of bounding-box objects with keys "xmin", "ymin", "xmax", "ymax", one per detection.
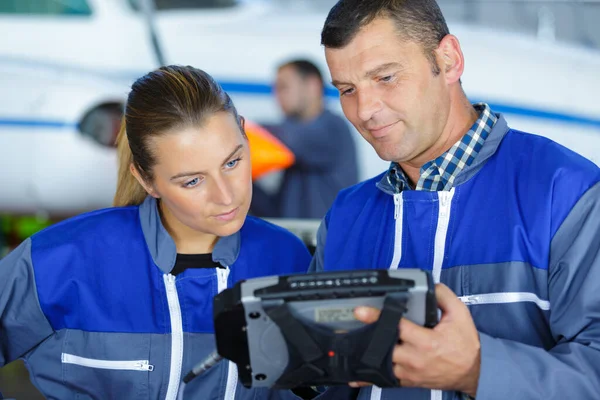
[{"xmin": 1, "ymin": 0, "xmax": 599, "ymax": 217}]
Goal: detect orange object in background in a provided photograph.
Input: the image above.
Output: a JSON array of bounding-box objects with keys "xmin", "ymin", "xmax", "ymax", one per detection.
[{"xmin": 245, "ymin": 120, "xmax": 295, "ymax": 180}]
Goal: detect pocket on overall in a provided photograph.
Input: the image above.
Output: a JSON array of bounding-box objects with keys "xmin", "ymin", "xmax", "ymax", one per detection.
[{"xmin": 61, "ymin": 329, "xmax": 153, "ymax": 400}]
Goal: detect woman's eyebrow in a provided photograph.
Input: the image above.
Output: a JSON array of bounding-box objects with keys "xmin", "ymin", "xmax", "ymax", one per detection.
[{"xmin": 169, "ymin": 144, "xmax": 244, "ymax": 180}]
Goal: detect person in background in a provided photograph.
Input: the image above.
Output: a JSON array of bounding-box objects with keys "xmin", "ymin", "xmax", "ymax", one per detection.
[
  {"xmin": 251, "ymin": 59, "xmax": 359, "ymax": 219},
  {"xmin": 311, "ymin": 0, "xmax": 600, "ymax": 399},
  {"xmin": 0, "ymin": 65, "xmax": 323, "ymax": 400}
]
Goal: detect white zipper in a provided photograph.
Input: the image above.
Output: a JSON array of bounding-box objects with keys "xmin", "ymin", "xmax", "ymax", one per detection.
[
  {"xmin": 430, "ymin": 191, "xmax": 454, "ymax": 400},
  {"xmin": 164, "ymin": 274, "xmax": 184, "ymax": 400},
  {"xmin": 432, "ymin": 189, "xmax": 454, "ymax": 284},
  {"xmin": 225, "ymin": 362, "xmax": 238, "ymax": 400},
  {"xmin": 61, "ymin": 353, "xmax": 154, "ymax": 371},
  {"xmin": 216, "ymin": 266, "xmax": 230, "ymax": 294},
  {"xmin": 370, "ymin": 193, "xmax": 404, "ymax": 400},
  {"xmin": 370, "ymin": 386, "xmax": 382, "ymax": 400},
  {"xmin": 389, "ymin": 193, "xmax": 403, "ymax": 270},
  {"xmin": 393, "ymin": 192, "xmax": 401, "ymax": 220},
  {"xmin": 216, "ymin": 266, "xmax": 238, "ymax": 400},
  {"xmin": 459, "ymin": 292, "xmax": 551, "ymax": 310}
]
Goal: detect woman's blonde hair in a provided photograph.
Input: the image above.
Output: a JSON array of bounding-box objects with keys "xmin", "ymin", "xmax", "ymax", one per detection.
[
  {"xmin": 112, "ymin": 65, "xmax": 244, "ymax": 207},
  {"xmin": 113, "ymin": 122, "xmax": 147, "ymax": 206}
]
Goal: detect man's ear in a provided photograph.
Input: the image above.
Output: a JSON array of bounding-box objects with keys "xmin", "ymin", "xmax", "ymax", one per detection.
[
  {"xmin": 436, "ymin": 34, "xmax": 465, "ymax": 84},
  {"xmin": 130, "ymin": 163, "xmax": 159, "ymax": 198}
]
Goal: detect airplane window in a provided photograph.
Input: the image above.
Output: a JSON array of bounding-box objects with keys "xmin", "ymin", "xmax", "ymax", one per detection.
[
  {"xmin": 79, "ymin": 104, "xmax": 124, "ymax": 148},
  {"xmin": 128, "ymin": 0, "xmax": 237, "ymax": 11},
  {"xmin": 0, "ymin": 0, "xmax": 92, "ymax": 15}
]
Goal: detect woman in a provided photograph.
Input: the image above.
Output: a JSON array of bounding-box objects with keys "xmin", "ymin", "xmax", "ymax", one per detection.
[{"xmin": 0, "ymin": 66, "xmax": 313, "ymax": 399}]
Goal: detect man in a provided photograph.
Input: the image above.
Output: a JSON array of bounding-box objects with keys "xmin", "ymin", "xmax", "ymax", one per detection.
[
  {"xmin": 251, "ymin": 59, "xmax": 359, "ymax": 219},
  {"xmin": 311, "ymin": 0, "xmax": 600, "ymax": 399}
]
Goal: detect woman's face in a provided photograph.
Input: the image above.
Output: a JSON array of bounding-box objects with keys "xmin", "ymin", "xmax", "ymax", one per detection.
[{"xmin": 145, "ymin": 112, "xmax": 252, "ymax": 240}]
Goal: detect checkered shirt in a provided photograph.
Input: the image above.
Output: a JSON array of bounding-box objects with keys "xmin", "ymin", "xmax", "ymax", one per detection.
[{"xmin": 387, "ymin": 103, "xmax": 497, "ymax": 192}]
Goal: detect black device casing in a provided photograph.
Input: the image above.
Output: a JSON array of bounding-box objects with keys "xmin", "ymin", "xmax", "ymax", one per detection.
[{"xmin": 213, "ymin": 269, "xmax": 437, "ymax": 389}]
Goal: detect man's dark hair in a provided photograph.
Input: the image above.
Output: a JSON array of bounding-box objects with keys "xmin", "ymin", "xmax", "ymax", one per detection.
[
  {"xmin": 279, "ymin": 59, "xmax": 324, "ymax": 87},
  {"xmin": 321, "ymin": 0, "xmax": 449, "ymax": 75}
]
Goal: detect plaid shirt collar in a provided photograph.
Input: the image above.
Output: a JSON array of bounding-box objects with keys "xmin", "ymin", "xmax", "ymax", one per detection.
[{"xmin": 387, "ymin": 103, "xmax": 497, "ymax": 193}]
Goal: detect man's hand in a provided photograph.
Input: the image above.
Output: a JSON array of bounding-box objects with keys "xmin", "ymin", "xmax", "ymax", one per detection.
[{"xmin": 351, "ymin": 283, "xmax": 481, "ymax": 397}]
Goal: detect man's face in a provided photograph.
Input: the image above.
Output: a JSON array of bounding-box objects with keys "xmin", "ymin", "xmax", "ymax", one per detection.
[
  {"xmin": 275, "ymin": 65, "xmax": 309, "ymax": 118},
  {"xmin": 325, "ymin": 17, "xmax": 451, "ymax": 164}
]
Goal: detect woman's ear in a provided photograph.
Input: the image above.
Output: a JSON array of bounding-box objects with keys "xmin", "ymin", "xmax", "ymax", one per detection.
[
  {"xmin": 238, "ymin": 115, "xmax": 248, "ymax": 140},
  {"xmin": 130, "ymin": 163, "xmax": 159, "ymax": 198}
]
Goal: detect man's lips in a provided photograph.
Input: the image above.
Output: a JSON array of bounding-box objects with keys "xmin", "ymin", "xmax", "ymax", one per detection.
[{"xmin": 367, "ymin": 121, "xmax": 400, "ymax": 138}]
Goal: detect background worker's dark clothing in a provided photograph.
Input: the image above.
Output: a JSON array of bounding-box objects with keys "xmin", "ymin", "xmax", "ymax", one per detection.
[{"xmin": 252, "ymin": 109, "xmax": 359, "ymax": 219}]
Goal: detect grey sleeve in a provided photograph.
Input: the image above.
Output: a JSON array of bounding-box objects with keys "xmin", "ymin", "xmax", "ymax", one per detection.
[
  {"xmin": 0, "ymin": 239, "xmax": 54, "ymax": 365},
  {"xmin": 308, "ymin": 218, "xmax": 328, "ymax": 273},
  {"xmin": 475, "ymin": 181, "xmax": 600, "ymax": 399}
]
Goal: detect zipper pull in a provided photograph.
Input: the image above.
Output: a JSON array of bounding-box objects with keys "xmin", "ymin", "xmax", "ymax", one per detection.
[
  {"xmin": 393, "ymin": 193, "xmax": 401, "ymax": 220},
  {"xmin": 165, "ymin": 274, "xmax": 176, "ymax": 289},
  {"xmin": 217, "ymin": 266, "xmax": 230, "ymax": 293},
  {"xmin": 137, "ymin": 361, "xmax": 155, "ymax": 372},
  {"xmin": 439, "ymin": 193, "xmax": 447, "ymax": 217},
  {"xmin": 439, "ymin": 191, "xmax": 454, "ymax": 218}
]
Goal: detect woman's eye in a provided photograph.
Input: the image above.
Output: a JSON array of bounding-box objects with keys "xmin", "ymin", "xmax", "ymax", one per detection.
[
  {"xmin": 226, "ymin": 158, "xmax": 241, "ymax": 169},
  {"xmin": 381, "ymin": 75, "xmax": 393, "ymax": 82},
  {"xmin": 184, "ymin": 177, "xmax": 200, "ymax": 188}
]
